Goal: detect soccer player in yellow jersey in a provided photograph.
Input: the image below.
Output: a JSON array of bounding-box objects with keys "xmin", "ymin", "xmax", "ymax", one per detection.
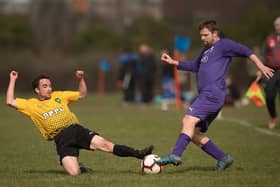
[{"xmin": 6, "ymin": 70, "xmax": 153, "ymax": 176}]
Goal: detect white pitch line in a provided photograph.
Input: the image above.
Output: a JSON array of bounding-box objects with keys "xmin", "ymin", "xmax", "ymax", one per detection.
[{"xmin": 219, "ymin": 118, "xmax": 280, "ymax": 137}]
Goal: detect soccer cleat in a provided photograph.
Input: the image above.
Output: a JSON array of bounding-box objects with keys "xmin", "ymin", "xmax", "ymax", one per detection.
[
  {"xmin": 79, "ymin": 162, "xmax": 93, "ymax": 174},
  {"xmin": 136, "ymin": 145, "xmax": 154, "ymax": 159},
  {"xmin": 215, "ymin": 155, "xmax": 234, "ymax": 171},
  {"xmin": 156, "ymin": 154, "xmax": 182, "ymax": 166}
]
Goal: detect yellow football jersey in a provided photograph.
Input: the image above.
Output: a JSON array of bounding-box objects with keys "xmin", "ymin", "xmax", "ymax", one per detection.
[{"xmin": 16, "ymin": 91, "xmax": 80, "ymax": 140}]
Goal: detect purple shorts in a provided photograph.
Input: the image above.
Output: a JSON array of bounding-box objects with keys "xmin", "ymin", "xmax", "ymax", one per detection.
[{"xmin": 186, "ymin": 94, "xmax": 224, "ymax": 132}]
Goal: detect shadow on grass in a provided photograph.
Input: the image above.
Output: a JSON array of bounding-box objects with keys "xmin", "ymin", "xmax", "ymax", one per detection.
[
  {"xmin": 26, "ymin": 169, "xmax": 139, "ymax": 176},
  {"xmin": 25, "ymin": 165, "xmax": 238, "ymax": 175},
  {"xmin": 25, "ymin": 169, "xmax": 66, "ymax": 175},
  {"xmin": 99, "ymin": 166, "xmax": 216, "ymax": 175},
  {"xmin": 96, "ymin": 169, "xmax": 141, "ymax": 175},
  {"xmin": 165, "ymin": 166, "xmax": 214, "ymax": 173}
]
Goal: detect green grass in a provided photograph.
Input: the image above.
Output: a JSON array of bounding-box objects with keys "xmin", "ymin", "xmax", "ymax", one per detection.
[{"xmin": 0, "ymin": 94, "xmax": 280, "ymax": 187}]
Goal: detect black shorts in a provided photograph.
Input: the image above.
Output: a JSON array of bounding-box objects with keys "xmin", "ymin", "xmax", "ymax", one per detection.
[{"xmin": 54, "ymin": 124, "xmax": 98, "ymax": 164}]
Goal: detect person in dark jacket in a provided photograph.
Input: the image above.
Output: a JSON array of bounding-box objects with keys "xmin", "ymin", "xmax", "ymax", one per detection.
[
  {"xmin": 262, "ymin": 16, "xmax": 280, "ymax": 129},
  {"xmin": 138, "ymin": 43, "xmax": 157, "ymax": 104},
  {"xmin": 118, "ymin": 48, "xmax": 138, "ymax": 104}
]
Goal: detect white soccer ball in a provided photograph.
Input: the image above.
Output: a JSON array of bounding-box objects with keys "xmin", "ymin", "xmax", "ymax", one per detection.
[{"xmin": 141, "ymin": 154, "xmax": 162, "ymax": 174}]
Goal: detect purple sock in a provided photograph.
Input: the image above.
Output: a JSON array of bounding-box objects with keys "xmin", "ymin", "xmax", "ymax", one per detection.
[
  {"xmin": 172, "ymin": 133, "xmax": 191, "ymax": 157},
  {"xmin": 201, "ymin": 140, "xmax": 226, "ymax": 160}
]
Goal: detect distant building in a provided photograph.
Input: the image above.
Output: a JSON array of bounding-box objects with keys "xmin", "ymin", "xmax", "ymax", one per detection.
[
  {"xmin": 0, "ymin": 0, "xmax": 163, "ymax": 25},
  {"xmin": 0, "ymin": 0, "xmax": 30, "ymax": 14},
  {"xmin": 89, "ymin": 0, "xmax": 163, "ymax": 27},
  {"xmin": 162, "ymin": 0, "xmax": 280, "ymax": 26}
]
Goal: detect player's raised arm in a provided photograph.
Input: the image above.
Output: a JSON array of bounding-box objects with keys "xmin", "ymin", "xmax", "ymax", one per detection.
[
  {"xmin": 75, "ymin": 70, "xmax": 87, "ymax": 99},
  {"xmin": 249, "ymin": 54, "xmax": 274, "ymax": 79},
  {"xmin": 6, "ymin": 71, "xmax": 18, "ymax": 109},
  {"xmin": 161, "ymin": 52, "xmax": 179, "ymax": 66}
]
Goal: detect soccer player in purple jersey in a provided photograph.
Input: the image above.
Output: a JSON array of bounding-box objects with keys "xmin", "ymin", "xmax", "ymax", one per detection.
[{"xmin": 156, "ymin": 20, "xmax": 274, "ymax": 171}]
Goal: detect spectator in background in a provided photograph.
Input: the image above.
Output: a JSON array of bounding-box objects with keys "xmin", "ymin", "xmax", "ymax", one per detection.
[
  {"xmin": 138, "ymin": 43, "xmax": 157, "ymax": 105},
  {"xmin": 225, "ymin": 76, "xmax": 241, "ymax": 107},
  {"xmin": 117, "ymin": 48, "xmax": 138, "ymax": 105},
  {"xmin": 262, "ymin": 16, "xmax": 280, "ymax": 129}
]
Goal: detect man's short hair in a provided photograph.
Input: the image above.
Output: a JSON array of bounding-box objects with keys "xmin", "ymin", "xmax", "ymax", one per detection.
[
  {"xmin": 199, "ymin": 20, "xmax": 220, "ymax": 33},
  {"xmin": 32, "ymin": 74, "xmax": 51, "ymax": 91}
]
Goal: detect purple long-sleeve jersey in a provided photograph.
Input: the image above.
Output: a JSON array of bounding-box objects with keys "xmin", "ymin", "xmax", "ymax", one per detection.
[{"xmin": 177, "ymin": 38, "xmax": 253, "ymax": 96}]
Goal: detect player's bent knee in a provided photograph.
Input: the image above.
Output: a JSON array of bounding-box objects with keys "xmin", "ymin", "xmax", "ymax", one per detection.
[
  {"xmin": 191, "ymin": 137, "xmax": 201, "ymax": 146},
  {"xmin": 66, "ymin": 168, "xmax": 80, "ymax": 176},
  {"xmin": 63, "ymin": 162, "xmax": 81, "ymax": 176},
  {"xmin": 62, "ymin": 156, "xmax": 81, "ymax": 176},
  {"xmin": 192, "ymin": 132, "xmax": 209, "ymax": 146},
  {"xmin": 182, "ymin": 117, "xmax": 187, "ymax": 125}
]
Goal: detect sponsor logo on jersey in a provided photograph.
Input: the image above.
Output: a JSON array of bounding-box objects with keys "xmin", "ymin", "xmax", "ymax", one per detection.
[
  {"xmin": 43, "ymin": 107, "xmax": 64, "ymax": 119},
  {"xmin": 201, "ymin": 46, "xmax": 214, "ymax": 64},
  {"xmin": 201, "ymin": 56, "xmax": 208, "ymax": 63}
]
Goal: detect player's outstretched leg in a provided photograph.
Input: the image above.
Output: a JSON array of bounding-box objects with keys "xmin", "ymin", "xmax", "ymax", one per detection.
[
  {"xmin": 91, "ymin": 135, "xmax": 154, "ymax": 159},
  {"xmin": 113, "ymin": 144, "xmax": 154, "ymax": 159},
  {"xmin": 215, "ymin": 154, "xmax": 234, "ymax": 171},
  {"xmin": 135, "ymin": 145, "xmax": 154, "ymax": 159},
  {"xmin": 199, "ymin": 140, "xmax": 233, "ymax": 171},
  {"xmin": 156, "ymin": 153, "xmax": 182, "ymax": 166},
  {"xmin": 156, "ymin": 133, "xmax": 191, "ymax": 166}
]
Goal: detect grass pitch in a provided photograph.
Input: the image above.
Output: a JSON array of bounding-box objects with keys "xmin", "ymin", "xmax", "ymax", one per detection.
[{"xmin": 0, "ymin": 94, "xmax": 280, "ymax": 187}]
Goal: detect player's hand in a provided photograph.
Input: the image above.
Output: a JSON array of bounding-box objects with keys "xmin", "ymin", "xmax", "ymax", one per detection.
[
  {"xmin": 161, "ymin": 52, "xmax": 178, "ymax": 65},
  {"xmin": 261, "ymin": 66, "xmax": 274, "ymax": 79},
  {"xmin": 75, "ymin": 70, "xmax": 84, "ymax": 79},
  {"xmin": 10, "ymin": 71, "xmax": 18, "ymax": 80}
]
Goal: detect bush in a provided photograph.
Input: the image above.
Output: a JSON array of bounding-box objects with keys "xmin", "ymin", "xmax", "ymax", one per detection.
[
  {"xmin": 75, "ymin": 26, "xmax": 122, "ymax": 52},
  {"xmin": 0, "ymin": 14, "xmax": 32, "ymax": 49},
  {"xmin": 223, "ymin": 4, "xmax": 278, "ymax": 45}
]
